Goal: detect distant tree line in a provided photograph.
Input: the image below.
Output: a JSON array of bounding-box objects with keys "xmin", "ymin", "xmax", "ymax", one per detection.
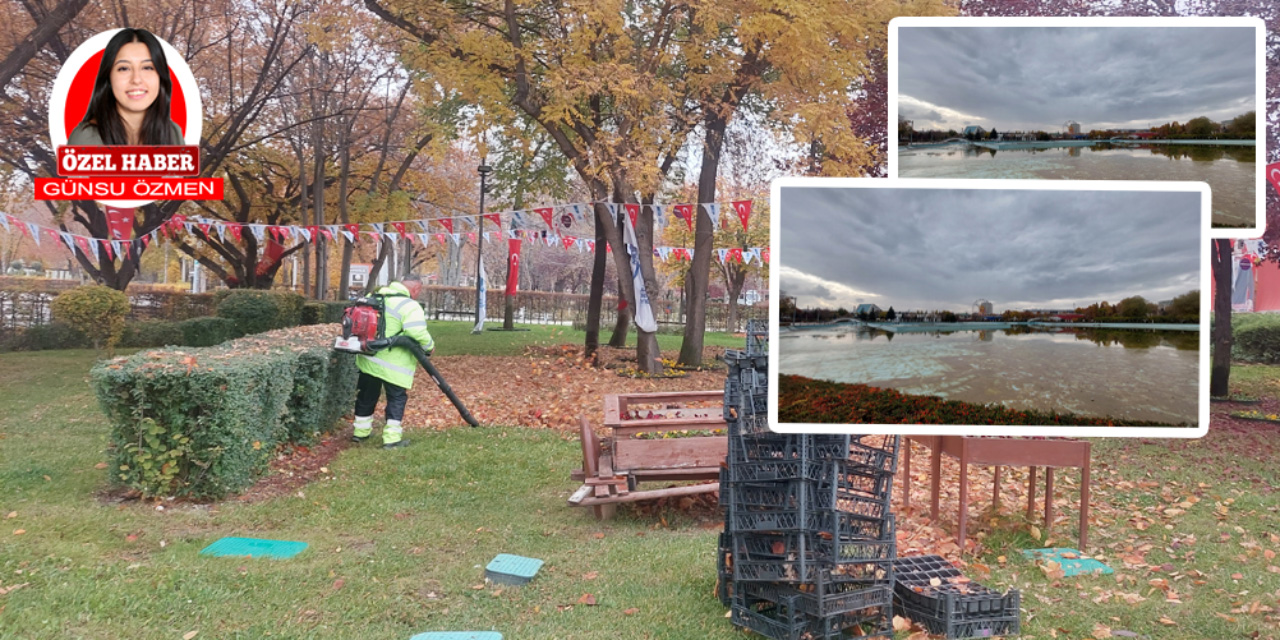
[{"xmin": 779, "ymin": 290, "xmax": 1198, "ymax": 325}]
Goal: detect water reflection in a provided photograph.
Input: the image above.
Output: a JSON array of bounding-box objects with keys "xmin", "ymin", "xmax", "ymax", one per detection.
[{"xmin": 848, "ymin": 325, "xmax": 1198, "ymax": 350}]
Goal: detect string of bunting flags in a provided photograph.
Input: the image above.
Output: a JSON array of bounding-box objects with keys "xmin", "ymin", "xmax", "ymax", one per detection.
[{"xmin": 0, "ymin": 198, "xmax": 768, "ymax": 268}]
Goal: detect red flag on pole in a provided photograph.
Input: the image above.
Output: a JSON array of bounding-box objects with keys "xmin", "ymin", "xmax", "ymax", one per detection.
[
  {"xmin": 104, "ymin": 206, "xmax": 134, "ymax": 240},
  {"xmin": 1267, "ymin": 162, "xmax": 1280, "ymax": 197},
  {"xmin": 624, "ymin": 203, "xmax": 640, "ymax": 228},
  {"xmin": 505, "ymin": 239, "xmax": 522, "ymax": 295}
]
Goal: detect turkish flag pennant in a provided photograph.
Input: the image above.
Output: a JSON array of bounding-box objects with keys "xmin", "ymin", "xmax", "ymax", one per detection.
[
  {"xmin": 505, "ymin": 239, "xmax": 522, "ymax": 295},
  {"xmin": 624, "ymin": 203, "xmax": 640, "ymax": 228},
  {"xmin": 485, "ymin": 213, "xmax": 501, "ymax": 228},
  {"xmin": 434, "ymin": 218, "xmax": 450, "ymax": 234},
  {"xmin": 392, "ymin": 221, "xmax": 407, "ymax": 235},
  {"xmin": 320, "ymin": 228, "xmax": 333, "ymax": 241},
  {"xmin": 101, "ymin": 239, "xmax": 114, "ymax": 261},
  {"xmin": 674, "ymin": 204, "xmax": 694, "ymax": 231},
  {"xmin": 730, "ymin": 248, "xmax": 744, "ymax": 263},
  {"xmin": 434, "ymin": 233, "xmax": 446, "ymax": 245},
  {"xmin": 307, "ymin": 225, "xmax": 320, "ymax": 242},
  {"xmin": 762, "ymin": 247, "xmax": 770, "ymax": 264},
  {"xmin": 343, "ymin": 223, "xmax": 358, "ymax": 236},
  {"xmin": 1268, "ymin": 162, "xmax": 1280, "ymax": 197},
  {"xmin": 732, "ymin": 200, "xmax": 752, "ymax": 231},
  {"xmin": 104, "ymin": 206, "xmax": 134, "ymax": 240},
  {"xmin": 228, "ymin": 224, "xmax": 243, "ymax": 241},
  {"xmin": 403, "ymin": 232, "xmax": 414, "ymax": 245},
  {"xmin": 198, "ymin": 222, "xmax": 211, "ymax": 238},
  {"xmin": 141, "ymin": 234, "xmax": 152, "ymax": 249},
  {"xmin": 73, "ymin": 235, "xmax": 91, "ymax": 257},
  {"xmin": 561, "ymin": 235, "xmax": 576, "ymax": 250},
  {"xmin": 467, "ymin": 232, "xmax": 476, "ymax": 245},
  {"xmin": 534, "ymin": 207, "xmax": 555, "ymax": 230}
]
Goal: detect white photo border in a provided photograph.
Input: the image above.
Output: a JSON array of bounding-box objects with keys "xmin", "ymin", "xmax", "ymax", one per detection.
[{"xmin": 768, "ymin": 177, "xmax": 1211, "ymax": 438}]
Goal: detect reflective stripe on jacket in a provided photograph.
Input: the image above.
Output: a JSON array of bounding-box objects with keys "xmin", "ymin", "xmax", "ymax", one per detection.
[{"xmin": 355, "ymin": 282, "xmax": 435, "ymax": 389}]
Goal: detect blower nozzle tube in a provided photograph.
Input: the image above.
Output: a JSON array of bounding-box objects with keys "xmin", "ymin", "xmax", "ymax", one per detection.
[{"xmin": 380, "ymin": 335, "xmax": 480, "ymax": 427}]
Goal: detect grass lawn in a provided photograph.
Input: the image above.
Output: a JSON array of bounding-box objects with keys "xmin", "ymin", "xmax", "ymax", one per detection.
[
  {"xmin": 423, "ymin": 321, "xmax": 746, "ymax": 357},
  {"xmin": 1, "ymin": 345, "xmax": 1278, "ymax": 639}
]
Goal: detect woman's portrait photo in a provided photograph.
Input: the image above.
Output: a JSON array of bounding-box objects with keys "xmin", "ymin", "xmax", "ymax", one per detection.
[{"xmin": 68, "ymin": 28, "xmax": 183, "ymax": 147}]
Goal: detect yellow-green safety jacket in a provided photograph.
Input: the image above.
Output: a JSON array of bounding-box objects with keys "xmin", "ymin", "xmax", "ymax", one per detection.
[{"xmin": 355, "ymin": 282, "xmax": 435, "ymax": 389}]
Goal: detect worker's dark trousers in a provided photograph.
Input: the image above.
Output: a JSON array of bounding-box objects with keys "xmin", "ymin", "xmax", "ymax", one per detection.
[{"xmin": 354, "ymin": 372, "xmax": 409, "ymax": 421}]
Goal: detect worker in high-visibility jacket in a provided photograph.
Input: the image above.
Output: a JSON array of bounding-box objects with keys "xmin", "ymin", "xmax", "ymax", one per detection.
[{"xmin": 352, "ymin": 275, "xmax": 435, "ymax": 448}]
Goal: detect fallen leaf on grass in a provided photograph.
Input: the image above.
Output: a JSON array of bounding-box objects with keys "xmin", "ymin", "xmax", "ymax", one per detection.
[
  {"xmin": 1158, "ymin": 617, "xmax": 1177, "ymax": 626},
  {"xmin": 332, "ymin": 579, "xmax": 344, "ymax": 590},
  {"xmin": 1231, "ymin": 573, "xmax": 1244, "ymax": 580},
  {"xmin": 0, "ymin": 583, "xmax": 30, "ymax": 596},
  {"xmin": 577, "ymin": 593, "xmax": 597, "ymax": 606},
  {"xmin": 582, "ymin": 571, "xmax": 599, "ymax": 580},
  {"xmin": 1093, "ymin": 623, "xmax": 1112, "ymax": 638},
  {"xmin": 11, "ymin": 530, "xmax": 24, "ymax": 536},
  {"xmin": 94, "ymin": 462, "xmax": 108, "ymax": 470},
  {"xmin": 4, "ymin": 512, "xmax": 13, "ymax": 519},
  {"xmin": 471, "ymin": 584, "xmax": 485, "ymax": 590},
  {"xmin": 1029, "ymin": 525, "xmax": 1042, "ymax": 541},
  {"xmin": 183, "ymin": 632, "xmax": 198, "ymax": 640},
  {"xmin": 623, "ymin": 607, "xmax": 639, "ymax": 615}
]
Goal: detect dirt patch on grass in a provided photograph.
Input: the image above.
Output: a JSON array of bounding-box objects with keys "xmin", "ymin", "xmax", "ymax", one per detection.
[{"xmin": 235, "ymin": 432, "xmax": 354, "ymax": 503}]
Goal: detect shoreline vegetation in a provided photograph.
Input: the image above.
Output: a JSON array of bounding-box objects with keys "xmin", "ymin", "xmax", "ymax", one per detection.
[{"xmin": 778, "ymin": 374, "xmax": 1185, "ymax": 427}]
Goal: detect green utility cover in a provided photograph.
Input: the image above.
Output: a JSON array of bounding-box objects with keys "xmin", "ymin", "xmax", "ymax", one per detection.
[
  {"xmin": 1022, "ymin": 547, "xmax": 1113, "ymax": 576},
  {"xmin": 485, "ymin": 553, "xmax": 543, "ymax": 585},
  {"xmin": 200, "ymin": 537, "xmax": 308, "ymax": 560}
]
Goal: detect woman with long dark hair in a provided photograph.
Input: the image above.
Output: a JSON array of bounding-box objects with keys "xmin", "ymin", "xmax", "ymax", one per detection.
[{"xmin": 68, "ymin": 28, "xmax": 182, "ymax": 146}]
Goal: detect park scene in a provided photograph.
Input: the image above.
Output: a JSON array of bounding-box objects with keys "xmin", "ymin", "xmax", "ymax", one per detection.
[
  {"xmin": 777, "ymin": 185, "xmax": 1202, "ymax": 427},
  {"xmin": 3, "ymin": 1, "xmax": 1280, "ymax": 639},
  {"xmin": 893, "ymin": 23, "xmax": 1261, "ymax": 228}
]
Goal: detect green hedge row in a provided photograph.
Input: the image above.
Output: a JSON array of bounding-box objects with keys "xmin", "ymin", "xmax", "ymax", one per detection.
[
  {"xmin": 2, "ymin": 290, "xmax": 340, "ymax": 352},
  {"xmin": 91, "ymin": 325, "xmax": 357, "ymax": 499}
]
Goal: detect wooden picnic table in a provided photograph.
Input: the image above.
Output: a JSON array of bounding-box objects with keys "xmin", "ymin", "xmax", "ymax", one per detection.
[
  {"xmin": 570, "ymin": 390, "xmax": 727, "ymax": 520},
  {"xmin": 902, "ymin": 436, "xmax": 1092, "ymax": 550}
]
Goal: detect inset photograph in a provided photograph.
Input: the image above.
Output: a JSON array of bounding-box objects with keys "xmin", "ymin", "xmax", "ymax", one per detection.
[
  {"xmin": 770, "ymin": 179, "xmax": 1208, "ymax": 437},
  {"xmin": 889, "ymin": 18, "xmax": 1263, "ymax": 233}
]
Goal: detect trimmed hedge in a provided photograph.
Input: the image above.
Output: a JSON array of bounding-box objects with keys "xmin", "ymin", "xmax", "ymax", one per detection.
[
  {"xmin": 120, "ymin": 320, "xmax": 185, "ymax": 348},
  {"xmin": 179, "ymin": 316, "xmax": 239, "ymax": 347},
  {"xmin": 50, "ymin": 284, "xmax": 130, "ymax": 352},
  {"xmin": 1, "ymin": 322, "xmax": 90, "ymax": 351},
  {"xmin": 215, "ymin": 290, "xmax": 305, "ymax": 337},
  {"xmin": 1233, "ymin": 323, "xmax": 1280, "ymax": 363},
  {"xmin": 302, "ymin": 301, "xmax": 349, "ymax": 325},
  {"xmin": 91, "ymin": 325, "xmax": 357, "ymax": 499}
]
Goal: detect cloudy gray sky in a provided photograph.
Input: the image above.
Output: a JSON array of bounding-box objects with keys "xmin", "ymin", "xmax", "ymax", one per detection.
[
  {"xmin": 897, "ymin": 26, "xmax": 1257, "ymax": 133},
  {"xmin": 779, "ymin": 186, "xmax": 1201, "ymax": 312}
]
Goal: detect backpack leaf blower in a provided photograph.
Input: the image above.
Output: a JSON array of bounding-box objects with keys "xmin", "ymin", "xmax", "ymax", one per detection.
[{"xmin": 335, "ymin": 295, "xmax": 480, "ymax": 427}]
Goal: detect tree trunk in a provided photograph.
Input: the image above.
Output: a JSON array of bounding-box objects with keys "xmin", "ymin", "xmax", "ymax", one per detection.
[
  {"xmin": 1210, "ymin": 238, "xmax": 1233, "ymax": 397},
  {"xmin": 298, "ymin": 142, "xmax": 311, "ymax": 295},
  {"xmin": 678, "ymin": 112, "xmax": 728, "ymax": 366},
  {"xmin": 608, "ymin": 205, "xmax": 631, "ymax": 347},
  {"xmin": 337, "ymin": 138, "xmax": 353, "ymax": 300},
  {"xmin": 585, "ymin": 203, "xmax": 606, "ymax": 358},
  {"xmin": 312, "ymin": 124, "xmax": 327, "ymax": 300}
]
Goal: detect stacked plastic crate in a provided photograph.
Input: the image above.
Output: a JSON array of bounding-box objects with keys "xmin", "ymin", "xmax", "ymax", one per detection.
[
  {"xmin": 718, "ymin": 321, "xmax": 902, "ymax": 639},
  {"xmin": 893, "ymin": 555, "xmax": 1021, "ymax": 639}
]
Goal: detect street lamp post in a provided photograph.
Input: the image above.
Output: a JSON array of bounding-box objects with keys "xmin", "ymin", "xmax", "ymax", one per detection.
[{"xmin": 474, "ymin": 161, "xmax": 492, "ymax": 328}]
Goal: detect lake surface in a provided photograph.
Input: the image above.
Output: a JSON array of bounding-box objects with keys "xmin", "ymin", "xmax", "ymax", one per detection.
[
  {"xmin": 897, "ymin": 142, "xmax": 1255, "ymax": 227},
  {"xmin": 778, "ymin": 326, "xmax": 1199, "ymax": 425}
]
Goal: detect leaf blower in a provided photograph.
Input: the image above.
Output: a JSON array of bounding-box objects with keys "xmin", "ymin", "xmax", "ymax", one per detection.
[{"xmin": 334, "ymin": 295, "xmax": 480, "ymax": 427}]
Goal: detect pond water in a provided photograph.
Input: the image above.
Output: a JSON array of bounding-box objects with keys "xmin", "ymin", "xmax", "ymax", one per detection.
[
  {"xmin": 897, "ymin": 142, "xmax": 1255, "ymax": 227},
  {"xmin": 778, "ymin": 326, "xmax": 1199, "ymax": 425}
]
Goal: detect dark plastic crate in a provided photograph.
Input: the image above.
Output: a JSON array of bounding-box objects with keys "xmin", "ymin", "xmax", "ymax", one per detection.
[
  {"xmin": 731, "ymin": 591, "xmax": 892, "ymax": 640},
  {"xmin": 726, "ymin": 459, "xmax": 894, "ymax": 502},
  {"xmin": 727, "ymin": 507, "xmax": 893, "ymax": 536},
  {"xmin": 716, "ymin": 532, "xmax": 734, "ymax": 607},
  {"xmin": 721, "ymin": 478, "xmax": 891, "ymax": 521},
  {"xmin": 723, "ymin": 388, "xmax": 769, "ymax": 418},
  {"xmin": 731, "ymin": 528, "xmax": 895, "ymax": 562},
  {"xmin": 728, "ymin": 433, "xmax": 852, "ymax": 464},
  {"xmin": 893, "ymin": 555, "xmax": 1021, "ymax": 639},
  {"xmin": 726, "ymin": 411, "xmax": 773, "ymax": 436},
  {"xmin": 724, "ymin": 350, "xmax": 769, "ymax": 370},
  {"xmin": 742, "ymin": 580, "xmax": 894, "ymax": 618}
]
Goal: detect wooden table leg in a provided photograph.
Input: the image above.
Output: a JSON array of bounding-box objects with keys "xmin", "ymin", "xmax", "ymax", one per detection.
[
  {"xmin": 1026, "ymin": 466, "xmax": 1037, "ymax": 521},
  {"xmin": 1044, "ymin": 467, "xmax": 1055, "ymax": 541},
  {"xmin": 957, "ymin": 441, "xmax": 969, "ymax": 547},
  {"xmin": 1080, "ymin": 453, "xmax": 1091, "ymax": 550},
  {"xmin": 992, "ymin": 465, "xmax": 1002, "ymax": 510},
  {"xmin": 930, "ymin": 447, "xmax": 942, "ymax": 522}
]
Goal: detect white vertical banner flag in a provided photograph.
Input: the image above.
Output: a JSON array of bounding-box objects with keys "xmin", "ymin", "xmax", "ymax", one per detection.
[
  {"xmin": 704, "ymin": 203, "xmax": 721, "ymax": 230},
  {"xmin": 472, "ymin": 257, "xmax": 488, "ymax": 334},
  {"xmin": 622, "ymin": 215, "xmax": 658, "ymax": 333}
]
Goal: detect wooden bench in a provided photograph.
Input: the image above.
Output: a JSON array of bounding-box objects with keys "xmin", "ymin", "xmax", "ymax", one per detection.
[{"xmin": 569, "ymin": 391, "xmax": 726, "ymax": 519}]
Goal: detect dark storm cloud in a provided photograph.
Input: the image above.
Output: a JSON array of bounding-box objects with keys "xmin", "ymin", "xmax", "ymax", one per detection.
[
  {"xmin": 778, "ymin": 186, "xmax": 1201, "ymax": 312},
  {"xmin": 897, "ymin": 26, "xmax": 1257, "ymax": 131}
]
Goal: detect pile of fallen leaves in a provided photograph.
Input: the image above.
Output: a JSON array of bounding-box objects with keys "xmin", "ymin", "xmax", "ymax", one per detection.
[{"xmin": 398, "ymin": 345, "xmax": 730, "ymax": 431}]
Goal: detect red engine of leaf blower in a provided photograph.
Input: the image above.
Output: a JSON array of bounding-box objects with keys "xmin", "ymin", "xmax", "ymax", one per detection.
[{"xmin": 334, "ymin": 297, "xmax": 385, "ymax": 354}]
